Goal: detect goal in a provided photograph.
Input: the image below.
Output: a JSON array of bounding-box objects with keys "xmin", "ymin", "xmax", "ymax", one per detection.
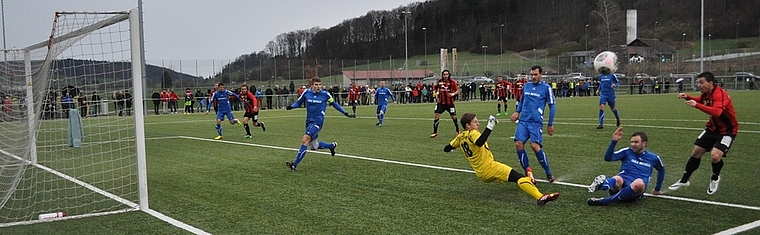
[{"xmin": 0, "ymin": 9, "xmax": 147, "ymax": 226}]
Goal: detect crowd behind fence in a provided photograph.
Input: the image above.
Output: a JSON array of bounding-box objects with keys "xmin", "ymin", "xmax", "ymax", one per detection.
[{"xmin": 2, "ymin": 74, "xmax": 754, "ymax": 121}]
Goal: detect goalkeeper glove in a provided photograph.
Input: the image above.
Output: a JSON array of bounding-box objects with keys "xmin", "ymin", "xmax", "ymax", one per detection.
[
  {"xmin": 286, "ymin": 105, "xmax": 293, "ymax": 110},
  {"xmin": 345, "ymin": 112, "xmax": 356, "ymax": 118},
  {"xmin": 486, "ymin": 115, "xmax": 498, "ymax": 130}
]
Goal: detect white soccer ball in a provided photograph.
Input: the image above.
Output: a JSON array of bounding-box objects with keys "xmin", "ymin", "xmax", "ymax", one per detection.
[{"xmin": 593, "ymin": 51, "xmax": 618, "ymax": 73}]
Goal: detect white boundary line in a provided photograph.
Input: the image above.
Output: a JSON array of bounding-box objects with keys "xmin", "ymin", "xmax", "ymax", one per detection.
[
  {"xmin": 171, "ymin": 135, "xmax": 760, "ymax": 234},
  {"xmin": 172, "ymin": 135, "xmax": 760, "ymax": 212}
]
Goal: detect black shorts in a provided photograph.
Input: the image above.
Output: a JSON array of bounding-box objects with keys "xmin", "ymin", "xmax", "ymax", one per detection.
[
  {"xmin": 434, "ymin": 104, "xmax": 456, "ymax": 115},
  {"xmin": 694, "ymin": 130, "xmax": 736, "ymax": 156},
  {"xmin": 243, "ymin": 112, "xmax": 259, "ymax": 122},
  {"xmin": 497, "ymin": 96, "xmax": 508, "ymax": 102}
]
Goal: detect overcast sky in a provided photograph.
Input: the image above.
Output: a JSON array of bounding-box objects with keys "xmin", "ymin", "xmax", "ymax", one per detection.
[{"xmin": 2, "ymin": 0, "xmax": 417, "ymax": 61}]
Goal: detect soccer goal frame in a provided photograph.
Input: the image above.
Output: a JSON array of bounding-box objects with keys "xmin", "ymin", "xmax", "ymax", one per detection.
[{"xmin": 0, "ymin": 8, "xmax": 148, "ymax": 227}]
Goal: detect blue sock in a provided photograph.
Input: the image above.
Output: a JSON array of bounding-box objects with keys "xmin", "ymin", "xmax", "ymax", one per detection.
[
  {"xmin": 216, "ymin": 124, "xmax": 222, "ymax": 136},
  {"xmin": 599, "ymin": 110, "xmax": 605, "ymax": 125},
  {"xmin": 613, "ymin": 109, "xmax": 620, "ymax": 119},
  {"xmin": 317, "ymin": 142, "xmax": 333, "ymax": 149},
  {"xmin": 517, "ymin": 149, "xmax": 529, "ymax": 172},
  {"xmin": 294, "ymin": 145, "xmax": 308, "ymax": 166},
  {"xmin": 602, "ymin": 185, "xmax": 639, "ymax": 204},
  {"xmin": 601, "ymin": 177, "xmax": 616, "ymax": 191},
  {"xmin": 379, "ymin": 113, "xmax": 384, "ymax": 125},
  {"xmin": 535, "ymin": 149, "xmax": 552, "ymax": 176}
]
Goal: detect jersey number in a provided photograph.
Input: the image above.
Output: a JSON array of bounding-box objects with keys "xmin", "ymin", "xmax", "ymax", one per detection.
[{"xmin": 462, "ymin": 143, "xmax": 474, "ymax": 158}]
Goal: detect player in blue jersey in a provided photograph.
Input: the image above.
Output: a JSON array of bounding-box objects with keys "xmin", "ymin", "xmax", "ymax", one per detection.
[
  {"xmin": 374, "ymin": 81, "xmax": 397, "ymax": 127},
  {"xmin": 510, "ymin": 65, "xmax": 557, "ymax": 183},
  {"xmin": 285, "ymin": 77, "xmax": 356, "ymax": 171},
  {"xmin": 209, "ymin": 83, "xmax": 242, "ymax": 140},
  {"xmin": 595, "ymin": 67, "xmax": 621, "ymax": 129},
  {"xmin": 587, "ymin": 127, "xmax": 665, "ymax": 206}
]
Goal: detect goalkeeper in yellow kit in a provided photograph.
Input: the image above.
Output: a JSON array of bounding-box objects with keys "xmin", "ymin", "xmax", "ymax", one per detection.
[{"xmin": 444, "ymin": 113, "xmax": 559, "ymax": 206}]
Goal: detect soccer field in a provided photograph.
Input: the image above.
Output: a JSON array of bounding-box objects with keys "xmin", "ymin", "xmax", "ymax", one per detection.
[{"xmin": 2, "ymin": 91, "xmax": 759, "ymax": 234}]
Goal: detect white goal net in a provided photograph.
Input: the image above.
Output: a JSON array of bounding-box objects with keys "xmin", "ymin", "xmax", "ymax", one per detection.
[{"xmin": 0, "ymin": 9, "xmax": 147, "ymax": 226}]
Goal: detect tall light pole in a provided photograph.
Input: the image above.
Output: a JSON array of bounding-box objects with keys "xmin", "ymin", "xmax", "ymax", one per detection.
[
  {"xmin": 585, "ymin": 24, "xmax": 589, "ymax": 51},
  {"xmin": 655, "ymin": 21, "xmax": 659, "ymax": 40},
  {"xmin": 423, "ymin": 27, "xmax": 427, "ymax": 75},
  {"xmin": 736, "ymin": 22, "xmax": 739, "ymax": 44},
  {"xmin": 500, "ymin": 24, "xmax": 504, "ymax": 75},
  {"xmin": 482, "ymin": 45, "xmax": 488, "ymax": 75},
  {"xmin": 402, "ymin": 10, "xmax": 411, "ymax": 85},
  {"xmin": 682, "ymin": 33, "xmax": 686, "ymax": 49}
]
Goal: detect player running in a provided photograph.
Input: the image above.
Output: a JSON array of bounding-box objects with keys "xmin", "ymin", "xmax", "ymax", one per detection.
[
  {"xmin": 374, "ymin": 81, "xmax": 397, "ymax": 126},
  {"xmin": 239, "ymin": 84, "xmax": 266, "ymax": 138},
  {"xmin": 285, "ymin": 77, "xmax": 356, "ymax": 171},
  {"xmin": 430, "ymin": 70, "xmax": 461, "ymax": 138},
  {"xmin": 494, "ymin": 76, "xmax": 511, "ymax": 116},
  {"xmin": 595, "ymin": 67, "xmax": 621, "ymax": 129},
  {"xmin": 209, "ymin": 83, "xmax": 242, "ymax": 140}
]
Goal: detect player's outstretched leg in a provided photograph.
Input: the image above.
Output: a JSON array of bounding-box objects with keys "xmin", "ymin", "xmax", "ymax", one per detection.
[
  {"xmin": 588, "ymin": 175, "xmax": 607, "ymax": 193},
  {"xmin": 537, "ymin": 192, "xmax": 559, "ymax": 206}
]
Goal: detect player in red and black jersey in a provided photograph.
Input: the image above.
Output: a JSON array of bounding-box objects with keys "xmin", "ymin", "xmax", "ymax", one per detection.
[
  {"xmin": 239, "ymin": 84, "xmax": 266, "ymax": 138},
  {"xmin": 348, "ymin": 82, "xmax": 361, "ymax": 114},
  {"xmin": 668, "ymin": 72, "xmax": 738, "ymax": 195},
  {"xmin": 430, "ymin": 70, "xmax": 461, "ymax": 138},
  {"xmin": 512, "ymin": 74, "xmax": 527, "ymax": 110},
  {"xmin": 494, "ymin": 76, "xmax": 512, "ymax": 116}
]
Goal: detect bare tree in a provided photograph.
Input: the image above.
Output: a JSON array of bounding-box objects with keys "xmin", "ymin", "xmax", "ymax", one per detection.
[{"xmin": 592, "ymin": 0, "xmax": 624, "ymax": 50}]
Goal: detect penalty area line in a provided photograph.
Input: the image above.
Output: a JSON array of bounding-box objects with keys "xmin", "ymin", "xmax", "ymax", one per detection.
[{"xmin": 159, "ymin": 136, "xmax": 760, "ymax": 213}]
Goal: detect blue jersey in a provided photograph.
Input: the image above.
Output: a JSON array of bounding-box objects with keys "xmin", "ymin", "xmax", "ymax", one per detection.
[
  {"xmin": 605, "ymin": 140, "xmax": 666, "ymax": 191},
  {"xmin": 516, "ymin": 81, "xmax": 556, "ymax": 126},
  {"xmin": 291, "ymin": 89, "xmax": 348, "ymax": 125},
  {"xmin": 598, "ymin": 74, "xmax": 619, "ymax": 97},
  {"xmin": 374, "ymin": 87, "xmax": 396, "ymax": 106},
  {"xmin": 210, "ymin": 89, "xmax": 240, "ymax": 112}
]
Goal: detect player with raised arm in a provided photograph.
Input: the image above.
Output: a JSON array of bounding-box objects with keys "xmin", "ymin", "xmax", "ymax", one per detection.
[
  {"xmin": 285, "ymin": 77, "xmax": 356, "ymax": 171},
  {"xmin": 668, "ymin": 72, "xmax": 738, "ymax": 195},
  {"xmin": 510, "ymin": 66, "xmax": 557, "ymax": 183},
  {"xmin": 374, "ymin": 81, "xmax": 397, "ymax": 127},
  {"xmin": 586, "ymin": 127, "xmax": 665, "ymax": 206},
  {"xmin": 209, "ymin": 83, "xmax": 242, "ymax": 140},
  {"xmin": 444, "ymin": 113, "xmax": 559, "ymax": 206},
  {"xmin": 595, "ymin": 67, "xmax": 621, "ymax": 129},
  {"xmin": 239, "ymin": 84, "xmax": 266, "ymax": 139},
  {"xmin": 430, "ymin": 70, "xmax": 461, "ymax": 138}
]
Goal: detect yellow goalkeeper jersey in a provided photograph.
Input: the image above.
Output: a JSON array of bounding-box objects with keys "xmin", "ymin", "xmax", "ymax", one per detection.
[{"xmin": 449, "ymin": 129, "xmax": 499, "ymax": 178}]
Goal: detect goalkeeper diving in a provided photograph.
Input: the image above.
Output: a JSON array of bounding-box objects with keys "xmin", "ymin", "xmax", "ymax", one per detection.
[{"xmin": 443, "ymin": 113, "xmax": 559, "ymax": 206}]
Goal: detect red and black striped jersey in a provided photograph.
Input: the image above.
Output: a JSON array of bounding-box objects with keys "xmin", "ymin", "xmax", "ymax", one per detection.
[
  {"xmin": 436, "ymin": 78, "xmax": 458, "ymax": 105},
  {"xmin": 240, "ymin": 90, "xmax": 259, "ymax": 113},
  {"xmin": 495, "ymin": 81, "xmax": 511, "ymax": 97},
  {"xmin": 688, "ymin": 86, "xmax": 738, "ymax": 135}
]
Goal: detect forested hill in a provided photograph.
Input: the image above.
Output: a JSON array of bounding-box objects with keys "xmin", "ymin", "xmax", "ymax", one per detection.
[{"xmin": 259, "ymin": 0, "xmax": 759, "ymax": 60}]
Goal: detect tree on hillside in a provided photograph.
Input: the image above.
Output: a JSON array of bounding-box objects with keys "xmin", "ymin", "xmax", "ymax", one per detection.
[
  {"xmin": 592, "ymin": 0, "xmax": 625, "ymax": 50},
  {"xmin": 162, "ymin": 70, "xmax": 172, "ymax": 89}
]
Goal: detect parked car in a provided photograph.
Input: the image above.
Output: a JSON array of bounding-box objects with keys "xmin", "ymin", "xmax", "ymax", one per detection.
[
  {"xmin": 733, "ymin": 72, "xmax": 760, "ymax": 81},
  {"xmin": 613, "ymin": 73, "xmax": 627, "ymax": 79},
  {"xmin": 635, "ymin": 73, "xmax": 652, "ymax": 80},
  {"xmin": 472, "ymin": 76, "xmax": 494, "ymax": 83},
  {"xmin": 565, "ymin": 73, "xmax": 590, "ymax": 80}
]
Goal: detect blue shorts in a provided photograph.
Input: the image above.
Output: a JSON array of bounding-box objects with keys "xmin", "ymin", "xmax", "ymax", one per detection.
[
  {"xmin": 514, "ymin": 121, "xmax": 544, "ymax": 146},
  {"xmin": 599, "ymin": 95, "xmax": 616, "ymax": 108},
  {"xmin": 216, "ymin": 110, "xmax": 235, "ymax": 121},
  {"xmin": 610, "ymin": 175, "xmax": 647, "ymax": 202},
  {"xmin": 304, "ymin": 123, "xmax": 322, "ymax": 140},
  {"xmin": 376, "ymin": 104, "xmax": 387, "ymax": 114}
]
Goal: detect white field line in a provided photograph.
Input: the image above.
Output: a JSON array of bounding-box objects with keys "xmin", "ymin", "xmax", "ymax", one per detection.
[
  {"xmin": 713, "ymin": 220, "xmax": 760, "ymax": 235},
  {"xmin": 168, "ymin": 135, "xmax": 760, "ymax": 212}
]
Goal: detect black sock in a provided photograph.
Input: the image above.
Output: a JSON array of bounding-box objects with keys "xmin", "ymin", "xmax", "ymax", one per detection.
[
  {"xmin": 453, "ymin": 118, "xmax": 459, "ymax": 132},
  {"xmin": 244, "ymin": 124, "xmax": 251, "ymax": 135},
  {"xmin": 497, "ymin": 104, "xmax": 501, "ymax": 113},
  {"xmin": 433, "ymin": 119, "xmax": 440, "ymax": 133},
  {"xmin": 681, "ymin": 157, "xmax": 701, "ymax": 183},
  {"xmin": 711, "ymin": 159, "xmax": 724, "ymax": 180}
]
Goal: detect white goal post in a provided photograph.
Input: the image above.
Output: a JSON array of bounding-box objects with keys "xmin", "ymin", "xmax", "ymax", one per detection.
[{"xmin": 0, "ymin": 8, "xmax": 147, "ymax": 227}]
